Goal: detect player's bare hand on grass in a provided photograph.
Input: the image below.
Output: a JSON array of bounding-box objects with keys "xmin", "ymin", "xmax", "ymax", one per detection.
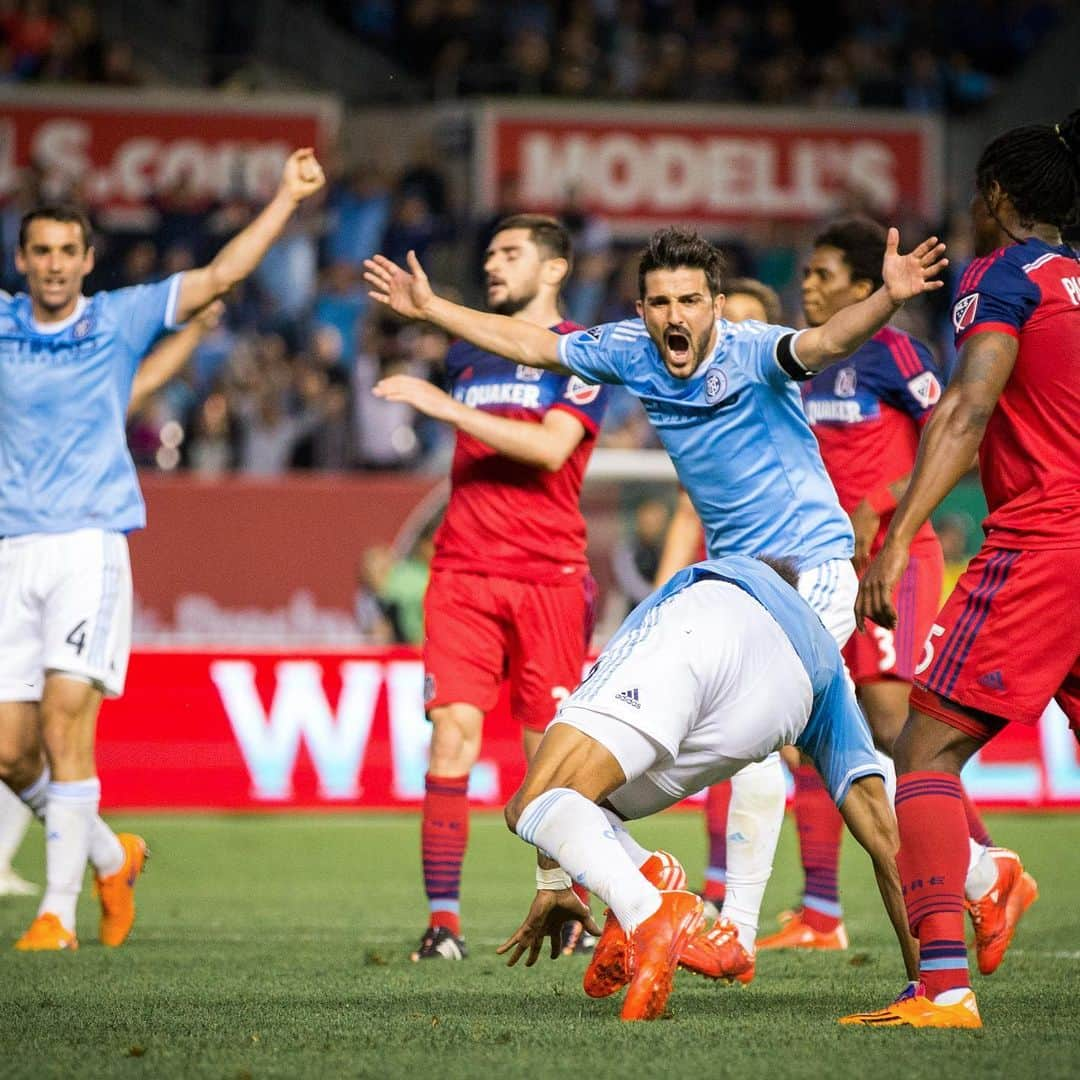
[
  {"xmin": 848, "ymin": 499, "xmax": 881, "ymax": 575},
  {"xmin": 855, "ymin": 541, "xmax": 910, "ymax": 631},
  {"xmin": 882, "ymin": 229, "xmax": 948, "ymax": 304},
  {"xmin": 364, "ymin": 251, "xmax": 434, "ymax": 321},
  {"xmin": 496, "ymin": 888, "xmax": 601, "ymax": 967},
  {"xmin": 279, "ymin": 149, "xmax": 326, "ymax": 203},
  {"xmin": 373, "ymin": 374, "xmax": 457, "ymax": 422}
]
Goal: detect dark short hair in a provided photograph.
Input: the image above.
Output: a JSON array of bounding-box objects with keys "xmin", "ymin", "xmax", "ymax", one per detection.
[
  {"xmin": 725, "ymin": 277, "xmax": 783, "ymax": 324},
  {"xmin": 19, "ymin": 206, "xmax": 94, "ymax": 252},
  {"xmin": 638, "ymin": 227, "xmax": 725, "ymax": 298},
  {"xmin": 491, "ymin": 213, "xmax": 573, "ymax": 275},
  {"xmin": 757, "ymin": 555, "xmax": 800, "ymax": 589},
  {"xmin": 813, "ymin": 218, "xmax": 886, "ymax": 292}
]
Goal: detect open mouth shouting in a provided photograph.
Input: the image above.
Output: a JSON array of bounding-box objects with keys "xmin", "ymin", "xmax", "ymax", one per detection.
[{"xmin": 663, "ymin": 327, "xmax": 694, "ymax": 373}]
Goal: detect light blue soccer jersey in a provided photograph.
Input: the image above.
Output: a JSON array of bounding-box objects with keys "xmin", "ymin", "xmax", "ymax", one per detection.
[
  {"xmin": 557, "ymin": 319, "xmax": 854, "ymax": 569},
  {"xmin": 0, "ymin": 276, "xmax": 182, "ymax": 535},
  {"xmin": 605, "ymin": 554, "xmax": 881, "ymax": 805}
]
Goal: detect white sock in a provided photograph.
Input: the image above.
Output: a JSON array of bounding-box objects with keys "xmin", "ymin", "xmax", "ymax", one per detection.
[
  {"xmin": 21, "ymin": 765, "xmax": 124, "ymax": 875},
  {"xmin": 721, "ymin": 754, "xmax": 787, "ymax": 951},
  {"xmin": 601, "ymin": 808, "xmax": 651, "ymax": 869},
  {"xmin": 39, "ymin": 778, "xmax": 100, "ymax": 931},
  {"xmin": 964, "ymin": 840, "xmax": 998, "ymax": 901},
  {"xmin": 516, "ymin": 788, "xmax": 661, "ymax": 932},
  {"xmin": 0, "ymin": 783, "xmax": 32, "ymax": 869},
  {"xmin": 876, "ymin": 751, "xmax": 897, "ymax": 807}
]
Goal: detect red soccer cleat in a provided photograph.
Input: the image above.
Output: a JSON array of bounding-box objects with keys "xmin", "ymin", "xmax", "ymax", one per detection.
[
  {"xmin": 967, "ymin": 848, "xmax": 1038, "ymax": 976},
  {"xmin": 756, "ymin": 911, "xmax": 848, "ymax": 951},
  {"xmin": 680, "ymin": 917, "xmax": 755, "ymax": 984},
  {"xmin": 621, "ymin": 890, "xmax": 704, "ymax": 1021},
  {"xmin": 95, "ymin": 833, "xmax": 148, "ymax": 947},
  {"xmin": 583, "ymin": 850, "xmax": 687, "ymax": 999}
]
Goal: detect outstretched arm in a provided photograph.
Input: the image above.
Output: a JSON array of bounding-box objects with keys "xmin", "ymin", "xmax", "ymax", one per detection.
[
  {"xmin": 373, "ymin": 374, "xmax": 586, "ymax": 470},
  {"xmin": 837, "ymin": 775, "xmax": 919, "ymax": 981},
  {"xmin": 174, "ymin": 149, "xmax": 326, "ymax": 324},
  {"xmin": 856, "ymin": 330, "xmax": 1016, "ymax": 629},
  {"xmin": 795, "ymin": 230, "xmax": 948, "ymax": 372},
  {"xmin": 363, "ymin": 251, "xmax": 567, "ymax": 372},
  {"xmin": 128, "ymin": 301, "xmax": 224, "ymax": 416}
]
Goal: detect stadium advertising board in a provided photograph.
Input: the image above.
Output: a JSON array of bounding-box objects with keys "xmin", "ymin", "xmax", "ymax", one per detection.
[
  {"xmin": 0, "ymin": 87, "xmax": 338, "ymax": 213},
  {"xmin": 475, "ymin": 102, "xmax": 942, "ymax": 235},
  {"xmin": 99, "ymin": 648, "xmax": 1080, "ymax": 810}
]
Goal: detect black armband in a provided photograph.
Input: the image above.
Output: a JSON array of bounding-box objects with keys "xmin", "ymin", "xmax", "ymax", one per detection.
[{"xmin": 776, "ymin": 332, "xmax": 814, "ymax": 381}]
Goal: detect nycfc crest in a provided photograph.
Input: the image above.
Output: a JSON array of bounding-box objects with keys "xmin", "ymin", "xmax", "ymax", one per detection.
[
  {"xmin": 705, "ymin": 366, "xmax": 728, "ymax": 404},
  {"xmin": 73, "ymin": 316, "xmax": 94, "ymax": 339}
]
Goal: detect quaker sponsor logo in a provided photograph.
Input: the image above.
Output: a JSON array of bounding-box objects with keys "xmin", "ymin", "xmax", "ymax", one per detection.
[
  {"xmin": 834, "ymin": 366, "xmax": 857, "ymax": 398},
  {"xmin": 457, "ymin": 382, "xmax": 542, "ymax": 409},
  {"xmin": 565, "ymin": 375, "xmax": 601, "ymax": 405},
  {"xmin": 805, "ymin": 399, "xmax": 863, "ymax": 424},
  {"xmin": 516, "ymin": 364, "xmax": 542, "ymax": 382},
  {"xmin": 704, "ymin": 366, "xmax": 728, "ymax": 404},
  {"xmin": 952, "ymin": 293, "xmax": 979, "ymax": 332},
  {"xmin": 907, "ymin": 371, "xmax": 941, "ymax": 409}
]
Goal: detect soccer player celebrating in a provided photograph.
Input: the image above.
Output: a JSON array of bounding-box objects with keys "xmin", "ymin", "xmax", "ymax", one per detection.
[
  {"xmin": 843, "ymin": 111, "xmax": 1080, "ymax": 1028},
  {"xmin": 0, "ymin": 149, "xmax": 325, "ymax": 950},
  {"xmin": 365, "ymin": 223, "xmax": 947, "ymax": 980},
  {"xmin": 758, "ymin": 219, "xmax": 1005, "ymax": 953},
  {"xmin": 371, "ymin": 215, "xmax": 608, "ymax": 962},
  {"xmin": 495, "ymin": 555, "xmax": 913, "ymax": 1021}
]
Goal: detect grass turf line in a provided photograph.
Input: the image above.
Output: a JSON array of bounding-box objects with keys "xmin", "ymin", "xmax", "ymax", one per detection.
[{"xmin": 1, "ymin": 812, "xmax": 1077, "ymax": 1079}]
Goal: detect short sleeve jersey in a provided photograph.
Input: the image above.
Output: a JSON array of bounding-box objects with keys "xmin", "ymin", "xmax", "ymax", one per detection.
[
  {"xmin": 802, "ymin": 326, "xmax": 941, "ymax": 550},
  {"xmin": 951, "ymin": 238, "xmax": 1080, "ymax": 548},
  {"xmin": 432, "ymin": 320, "xmax": 609, "ymax": 583},
  {"xmin": 557, "ymin": 318, "xmax": 853, "ymax": 568},
  {"xmin": 0, "ymin": 275, "xmax": 182, "ymax": 536},
  {"xmin": 607, "ymin": 554, "xmax": 881, "ymax": 805}
]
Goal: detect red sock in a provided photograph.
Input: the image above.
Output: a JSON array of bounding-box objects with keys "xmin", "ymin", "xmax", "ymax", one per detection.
[
  {"xmin": 422, "ymin": 772, "xmax": 469, "ymax": 937},
  {"xmin": 960, "ymin": 785, "xmax": 993, "ymax": 847},
  {"xmin": 704, "ymin": 781, "xmax": 731, "ymax": 901},
  {"xmin": 793, "ymin": 765, "xmax": 843, "ymax": 932},
  {"xmin": 895, "ymin": 771, "xmax": 971, "ymax": 998},
  {"xmin": 572, "ymin": 883, "xmax": 590, "ymax": 909}
]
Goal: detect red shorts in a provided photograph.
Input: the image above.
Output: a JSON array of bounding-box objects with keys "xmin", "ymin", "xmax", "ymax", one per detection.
[
  {"xmin": 910, "ymin": 544, "xmax": 1080, "ymax": 738},
  {"xmin": 423, "ymin": 568, "xmax": 595, "ymax": 732},
  {"xmin": 845, "ymin": 543, "xmax": 944, "ymax": 685}
]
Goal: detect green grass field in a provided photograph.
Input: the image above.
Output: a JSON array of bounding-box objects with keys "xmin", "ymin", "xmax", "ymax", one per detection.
[{"xmin": 1, "ymin": 811, "xmax": 1077, "ymax": 1079}]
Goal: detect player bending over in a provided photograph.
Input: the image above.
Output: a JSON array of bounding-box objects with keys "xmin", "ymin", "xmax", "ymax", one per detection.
[{"xmin": 496, "ymin": 554, "xmax": 915, "ymax": 1021}]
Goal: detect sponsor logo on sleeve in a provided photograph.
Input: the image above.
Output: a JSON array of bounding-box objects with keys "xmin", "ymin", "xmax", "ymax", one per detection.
[
  {"xmin": 515, "ymin": 364, "xmax": 543, "ymax": 382},
  {"xmin": 907, "ymin": 371, "xmax": 941, "ymax": 408},
  {"xmin": 704, "ymin": 366, "xmax": 728, "ymax": 403},
  {"xmin": 565, "ymin": 376, "xmax": 601, "ymax": 405},
  {"xmin": 952, "ymin": 293, "xmax": 979, "ymax": 332}
]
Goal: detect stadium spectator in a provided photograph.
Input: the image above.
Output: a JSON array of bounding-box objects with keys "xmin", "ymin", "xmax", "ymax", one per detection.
[{"xmin": 610, "ymin": 497, "xmax": 671, "ymax": 619}]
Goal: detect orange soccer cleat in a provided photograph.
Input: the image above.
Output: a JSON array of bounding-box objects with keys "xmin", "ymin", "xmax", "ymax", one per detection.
[
  {"xmin": 756, "ymin": 911, "xmax": 848, "ymax": 951},
  {"xmin": 967, "ymin": 847, "xmax": 1038, "ymax": 976},
  {"xmin": 14, "ymin": 913, "xmax": 78, "ymax": 952},
  {"xmin": 840, "ymin": 982, "xmax": 982, "ymax": 1029},
  {"xmin": 94, "ymin": 833, "xmax": 148, "ymax": 947},
  {"xmin": 583, "ymin": 850, "xmax": 686, "ymax": 999},
  {"xmin": 679, "ymin": 917, "xmax": 755, "ymax": 984},
  {"xmin": 621, "ymin": 890, "xmax": 704, "ymax": 1021}
]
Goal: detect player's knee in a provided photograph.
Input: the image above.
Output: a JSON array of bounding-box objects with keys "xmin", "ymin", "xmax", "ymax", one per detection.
[
  {"xmin": 504, "ymin": 791, "xmax": 526, "ymax": 833},
  {"xmin": 0, "ymin": 746, "xmax": 43, "ymax": 792},
  {"xmin": 428, "ymin": 705, "xmax": 482, "ymax": 772}
]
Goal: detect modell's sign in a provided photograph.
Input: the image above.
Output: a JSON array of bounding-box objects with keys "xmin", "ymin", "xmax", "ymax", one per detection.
[
  {"xmin": 476, "ymin": 103, "xmax": 942, "ymax": 234},
  {"xmin": 0, "ymin": 87, "xmax": 338, "ymax": 210},
  {"xmin": 98, "ymin": 649, "xmax": 1080, "ymax": 810}
]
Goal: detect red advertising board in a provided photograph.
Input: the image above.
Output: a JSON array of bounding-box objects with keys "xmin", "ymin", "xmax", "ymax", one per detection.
[
  {"xmin": 476, "ymin": 102, "xmax": 942, "ymax": 235},
  {"xmin": 0, "ymin": 87, "xmax": 338, "ymax": 211},
  {"xmin": 98, "ymin": 648, "xmax": 1080, "ymax": 811}
]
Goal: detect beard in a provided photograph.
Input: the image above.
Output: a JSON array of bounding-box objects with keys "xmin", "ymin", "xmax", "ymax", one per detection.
[{"xmin": 489, "ymin": 290, "xmax": 533, "ymax": 316}]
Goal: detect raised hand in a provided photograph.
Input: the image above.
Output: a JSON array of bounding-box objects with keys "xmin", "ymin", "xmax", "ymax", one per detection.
[
  {"xmin": 882, "ymin": 228, "xmax": 948, "ymax": 304},
  {"xmin": 279, "ymin": 148, "xmax": 326, "ymax": 204},
  {"xmin": 363, "ymin": 251, "xmax": 435, "ymax": 322}
]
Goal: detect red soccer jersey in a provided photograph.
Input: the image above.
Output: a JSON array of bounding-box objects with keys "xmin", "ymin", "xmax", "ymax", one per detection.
[
  {"xmin": 802, "ymin": 326, "xmax": 942, "ymax": 551},
  {"xmin": 951, "ymin": 238, "xmax": 1080, "ymax": 549},
  {"xmin": 432, "ymin": 321, "xmax": 609, "ymax": 583}
]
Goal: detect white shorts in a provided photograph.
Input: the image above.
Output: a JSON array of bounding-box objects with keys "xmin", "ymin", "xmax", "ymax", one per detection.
[
  {"xmin": 798, "ymin": 558, "xmax": 858, "ymax": 649},
  {"xmin": 553, "ymin": 579, "xmax": 813, "ymax": 819},
  {"xmin": 0, "ymin": 530, "xmax": 133, "ymax": 701}
]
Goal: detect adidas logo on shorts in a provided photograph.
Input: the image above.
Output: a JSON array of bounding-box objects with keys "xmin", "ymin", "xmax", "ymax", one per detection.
[{"xmin": 615, "ymin": 688, "xmax": 641, "ymax": 708}]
